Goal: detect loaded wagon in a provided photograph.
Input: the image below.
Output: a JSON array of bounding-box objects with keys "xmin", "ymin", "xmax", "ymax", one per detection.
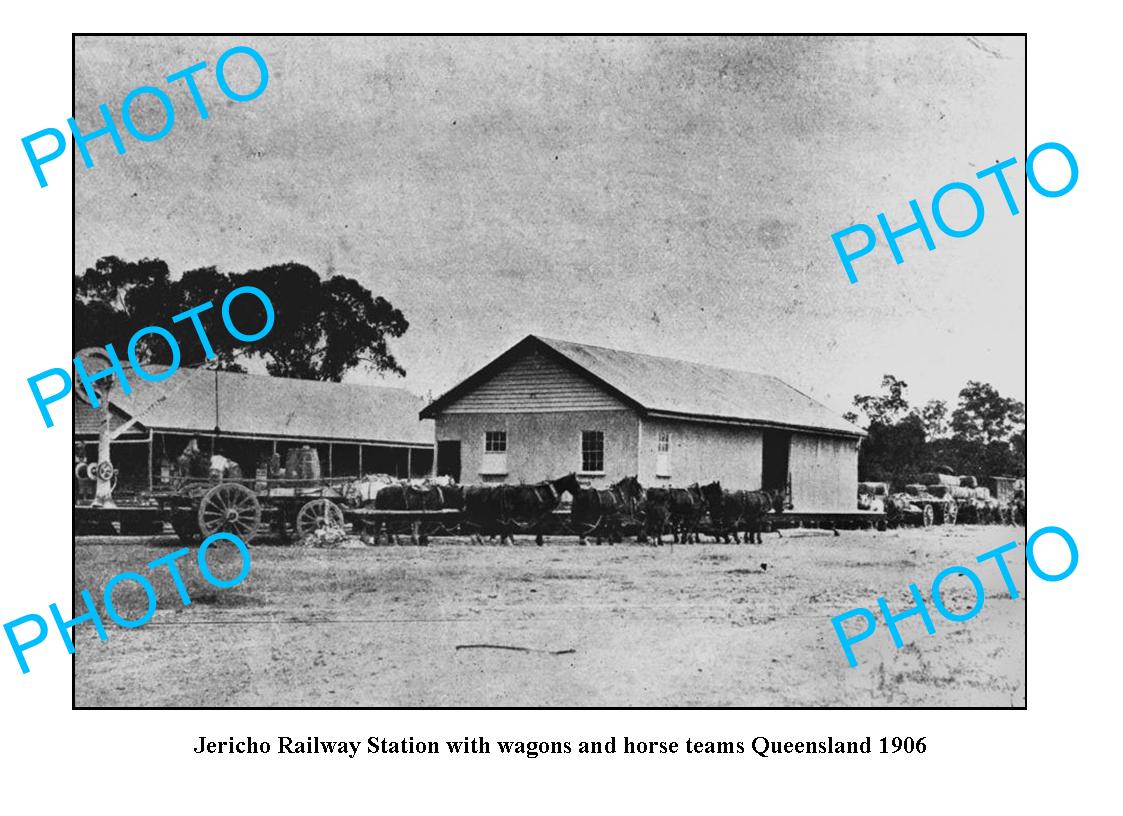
[
  {"xmin": 883, "ymin": 474, "xmax": 958, "ymax": 527},
  {"xmin": 153, "ymin": 445, "xmax": 357, "ymax": 545}
]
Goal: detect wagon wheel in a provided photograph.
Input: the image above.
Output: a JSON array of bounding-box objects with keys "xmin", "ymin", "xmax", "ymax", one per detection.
[
  {"xmin": 944, "ymin": 501, "xmax": 959, "ymax": 526},
  {"xmin": 921, "ymin": 504, "xmax": 934, "ymax": 528},
  {"xmin": 198, "ymin": 482, "xmax": 261, "ymax": 544},
  {"xmin": 296, "ymin": 498, "xmax": 346, "ymax": 543}
]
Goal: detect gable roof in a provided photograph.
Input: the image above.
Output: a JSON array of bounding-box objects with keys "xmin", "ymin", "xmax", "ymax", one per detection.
[
  {"xmin": 421, "ymin": 335, "xmax": 863, "ymax": 438},
  {"xmin": 79, "ymin": 367, "xmax": 434, "ymax": 446}
]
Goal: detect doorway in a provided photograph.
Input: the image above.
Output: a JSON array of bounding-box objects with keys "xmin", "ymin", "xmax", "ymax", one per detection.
[
  {"xmin": 761, "ymin": 430, "xmax": 790, "ymax": 493},
  {"xmin": 437, "ymin": 440, "xmax": 461, "ymax": 482}
]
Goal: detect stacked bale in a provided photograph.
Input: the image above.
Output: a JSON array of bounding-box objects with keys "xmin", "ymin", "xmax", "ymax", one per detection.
[
  {"xmin": 926, "ymin": 484, "xmax": 973, "ymax": 500},
  {"xmin": 919, "ymin": 473, "xmax": 960, "ymax": 487}
]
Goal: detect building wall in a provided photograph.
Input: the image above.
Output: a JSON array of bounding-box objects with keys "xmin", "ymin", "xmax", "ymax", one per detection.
[
  {"xmin": 442, "ymin": 348, "xmax": 620, "ymax": 413},
  {"xmin": 637, "ymin": 417, "xmax": 764, "ymax": 490},
  {"xmin": 788, "ymin": 432, "xmax": 859, "ymax": 512},
  {"xmin": 436, "ymin": 410, "xmax": 637, "ymax": 487}
]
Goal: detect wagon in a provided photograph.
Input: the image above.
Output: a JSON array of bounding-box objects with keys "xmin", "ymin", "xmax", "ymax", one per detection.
[
  {"xmin": 154, "ymin": 474, "xmax": 357, "ymax": 545},
  {"xmin": 885, "ymin": 487, "xmax": 956, "ymax": 528}
]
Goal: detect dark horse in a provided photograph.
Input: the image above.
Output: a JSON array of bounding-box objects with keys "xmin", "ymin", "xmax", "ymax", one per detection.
[
  {"xmin": 464, "ymin": 473, "xmax": 581, "ymax": 546},
  {"xmin": 641, "ymin": 483, "xmax": 705, "ymax": 545},
  {"xmin": 571, "ymin": 475, "xmax": 646, "ymax": 545},
  {"xmin": 701, "ymin": 483, "xmax": 785, "ymax": 544},
  {"xmin": 372, "ymin": 481, "xmax": 463, "ymax": 545}
]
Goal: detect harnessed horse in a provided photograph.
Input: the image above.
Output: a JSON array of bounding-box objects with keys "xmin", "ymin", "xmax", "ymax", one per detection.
[
  {"xmin": 464, "ymin": 473, "xmax": 581, "ymax": 546},
  {"xmin": 571, "ymin": 475, "xmax": 646, "ymax": 545}
]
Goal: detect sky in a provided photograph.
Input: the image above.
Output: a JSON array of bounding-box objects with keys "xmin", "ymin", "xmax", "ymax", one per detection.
[{"xmin": 74, "ymin": 35, "xmax": 1025, "ymax": 417}]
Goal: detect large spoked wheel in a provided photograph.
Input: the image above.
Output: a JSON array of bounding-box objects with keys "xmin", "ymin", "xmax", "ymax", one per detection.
[
  {"xmin": 198, "ymin": 483, "xmax": 261, "ymax": 544},
  {"xmin": 296, "ymin": 498, "xmax": 346, "ymax": 543},
  {"xmin": 921, "ymin": 504, "xmax": 934, "ymax": 528}
]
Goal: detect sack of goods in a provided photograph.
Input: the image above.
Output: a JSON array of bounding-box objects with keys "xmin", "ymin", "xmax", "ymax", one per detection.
[
  {"xmin": 919, "ymin": 472, "xmax": 960, "ymax": 487},
  {"xmin": 959, "ymin": 475, "xmax": 978, "ymax": 488},
  {"xmin": 973, "ymin": 486, "xmax": 992, "ymax": 501}
]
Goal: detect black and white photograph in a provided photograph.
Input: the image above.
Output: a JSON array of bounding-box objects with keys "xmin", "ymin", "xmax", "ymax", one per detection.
[{"xmin": 71, "ymin": 35, "xmax": 1026, "ymax": 708}]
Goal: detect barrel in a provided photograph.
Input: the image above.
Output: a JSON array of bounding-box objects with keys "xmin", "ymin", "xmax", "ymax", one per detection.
[{"xmin": 285, "ymin": 446, "xmax": 322, "ymax": 483}]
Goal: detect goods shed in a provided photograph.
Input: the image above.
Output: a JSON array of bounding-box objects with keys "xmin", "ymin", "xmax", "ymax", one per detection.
[
  {"xmin": 75, "ymin": 368, "xmax": 435, "ymax": 500},
  {"xmin": 421, "ymin": 335, "xmax": 864, "ymax": 513}
]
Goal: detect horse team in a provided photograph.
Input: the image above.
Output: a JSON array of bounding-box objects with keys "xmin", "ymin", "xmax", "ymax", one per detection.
[{"xmin": 369, "ymin": 473, "xmax": 785, "ymax": 546}]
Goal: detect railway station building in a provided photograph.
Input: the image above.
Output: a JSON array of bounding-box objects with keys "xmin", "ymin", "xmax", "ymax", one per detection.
[
  {"xmin": 75, "ymin": 368, "xmax": 435, "ymax": 500},
  {"xmin": 420, "ymin": 335, "xmax": 864, "ymax": 513}
]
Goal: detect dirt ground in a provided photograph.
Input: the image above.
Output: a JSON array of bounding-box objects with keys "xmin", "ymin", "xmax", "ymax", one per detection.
[{"xmin": 73, "ymin": 524, "xmax": 1025, "ymax": 707}]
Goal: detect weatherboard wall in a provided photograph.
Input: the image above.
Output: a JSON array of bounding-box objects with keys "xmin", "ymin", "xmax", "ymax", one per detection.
[
  {"xmin": 436, "ymin": 410, "xmax": 637, "ymax": 487},
  {"xmin": 788, "ymin": 433, "xmax": 859, "ymax": 513},
  {"xmin": 637, "ymin": 417, "xmax": 765, "ymax": 490},
  {"xmin": 440, "ymin": 348, "xmax": 621, "ymax": 414}
]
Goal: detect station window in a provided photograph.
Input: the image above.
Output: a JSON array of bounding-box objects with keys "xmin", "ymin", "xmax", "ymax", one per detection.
[
  {"xmin": 581, "ymin": 430, "xmax": 604, "ymax": 473},
  {"xmin": 656, "ymin": 431, "xmax": 671, "ymax": 477},
  {"xmin": 481, "ymin": 431, "xmax": 508, "ymax": 475},
  {"xmin": 485, "ymin": 431, "xmax": 507, "ymax": 453}
]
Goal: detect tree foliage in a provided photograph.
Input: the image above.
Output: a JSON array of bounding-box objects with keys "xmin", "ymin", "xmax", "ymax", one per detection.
[
  {"xmin": 848, "ymin": 374, "xmax": 1026, "ymax": 484},
  {"xmin": 74, "ymin": 256, "xmax": 409, "ymax": 381}
]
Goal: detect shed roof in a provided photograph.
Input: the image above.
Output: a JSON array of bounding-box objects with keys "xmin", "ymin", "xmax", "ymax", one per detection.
[
  {"xmin": 78, "ymin": 367, "xmax": 434, "ymax": 446},
  {"xmin": 422, "ymin": 335, "xmax": 863, "ymax": 437}
]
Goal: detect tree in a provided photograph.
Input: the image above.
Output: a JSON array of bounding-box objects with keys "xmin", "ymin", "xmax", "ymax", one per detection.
[
  {"xmin": 74, "ymin": 256, "xmax": 409, "ymax": 381},
  {"xmin": 916, "ymin": 399, "xmax": 950, "ymax": 440},
  {"xmin": 848, "ymin": 374, "xmax": 1026, "ymax": 486},
  {"xmin": 848, "ymin": 374, "xmax": 911, "ymax": 428},
  {"xmin": 859, "ymin": 414, "xmax": 927, "ymax": 485},
  {"xmin": 951, "ymin": 381, "xmax": 1025, "ymax": 445}
]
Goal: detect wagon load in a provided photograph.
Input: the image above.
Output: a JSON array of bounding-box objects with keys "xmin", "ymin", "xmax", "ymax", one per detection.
[
  {"xmin": 904, "ymin": 484, "xmax": 929, "ymax": 497},
  {"xmin": 285, "ymin": 445, "xmax": 322, "ymax": 484},
  {"xmin": 959, "ymin": 476, "xmax": 978, "ymax": 488},
  {"xmin": 919, "ymin": 472, "xmax": 960, "ymax": 487},
  {"xmin": 857, "ymin": 482, "xmax": 889, "ymax": 512},
  {"xmin": 926, "ymin": 484, "xmax": 972, "ymax": 500}
]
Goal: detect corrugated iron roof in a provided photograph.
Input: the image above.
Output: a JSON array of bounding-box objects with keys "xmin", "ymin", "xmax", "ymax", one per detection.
[
  {"xmin": 88, "ymin": 367, "xmax": 434, "ymax": 446},
  {"xmin": 75, "ymin": 400, "xmax": 147, "ymax": 437},
  {"xmin": 423, "ymin": 335, "xmax": 863, "ymax": 437}
]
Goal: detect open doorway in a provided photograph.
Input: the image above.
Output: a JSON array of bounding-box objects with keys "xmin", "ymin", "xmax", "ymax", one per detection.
[
  {"xmin": 761, "ymin": 429, "xmax": 790, "ymax": 493},
  {"xmin": 437, "ymin": 440, "xmax": 461, "ymax": 482}
]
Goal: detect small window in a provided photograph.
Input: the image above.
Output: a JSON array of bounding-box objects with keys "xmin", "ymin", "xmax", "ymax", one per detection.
[
  {"xmin": 481, "ymin": 431, "xmax": 508, "ymax": 475},
  {"xmin": 656, "ymin": 431, "xmax": 671, "ymax": 477},
  {"xmin": 581, "ymin": 431, "xmax": 604, "ymax": 473},
  {"xmin": 485, "ymin": 431, "xmax": 507, "ymax": 453}
]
